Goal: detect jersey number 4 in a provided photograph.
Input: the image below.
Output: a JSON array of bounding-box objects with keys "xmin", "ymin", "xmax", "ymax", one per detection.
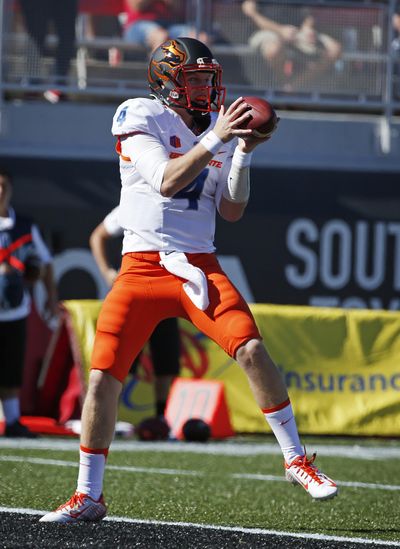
[
  {"xmin": 173, "ymin": 169, "xmax": 208, "ymax": 210},
  {"xmin": 116, "ymin": 106, "xmax": 128, "ymax": 126}
]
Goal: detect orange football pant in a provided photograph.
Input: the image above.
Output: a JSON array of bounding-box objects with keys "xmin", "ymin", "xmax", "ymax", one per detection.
[{"xmin": 91, "ymin": 252, "xmax": 261, "ymax": 383}]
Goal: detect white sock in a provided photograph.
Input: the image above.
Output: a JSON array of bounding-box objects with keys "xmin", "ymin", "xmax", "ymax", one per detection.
[
  {"xmin": 77, "ymin": 446, "xmax": 108, "ymax": 500},
  {"xmin": 2, "ymin": 398, "xmax": 20, "ymax": 425},
  {"xmin": 262, "ymin": 399, "xmax": 303, "ymax": 464}
]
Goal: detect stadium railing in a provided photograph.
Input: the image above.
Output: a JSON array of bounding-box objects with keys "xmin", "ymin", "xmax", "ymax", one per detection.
[{"xmin": 0, "ymin": 0, "xmax": 399, "ymax": 114}]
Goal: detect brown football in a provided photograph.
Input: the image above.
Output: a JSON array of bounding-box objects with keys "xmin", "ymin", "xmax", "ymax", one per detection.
[{"xmin": 240, "ymin": 96, "xmax": 278, "ymax": 138}]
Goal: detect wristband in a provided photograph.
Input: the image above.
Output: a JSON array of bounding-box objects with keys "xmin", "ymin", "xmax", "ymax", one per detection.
[
  {"xmin": 232, "ymin": 147, "xmax": 253, "ymax": 168},
  {"xmin": 200, "ymin": 131, "xmax": 224, "ymax": 155}
]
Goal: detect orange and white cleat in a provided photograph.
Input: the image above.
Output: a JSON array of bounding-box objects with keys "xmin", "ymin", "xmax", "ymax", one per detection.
[
  {"xmin": 285, "ymin": 452, "xmax": 338, "ymax": 501},
  {"xmin": 39, "ymin": 491, "xmax": 107, "ymax": 523}
]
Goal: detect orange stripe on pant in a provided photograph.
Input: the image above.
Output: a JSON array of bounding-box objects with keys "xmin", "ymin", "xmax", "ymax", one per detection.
[{"xmin": 91, "ymin": 252, "xmax": 261, "ymax": 383}]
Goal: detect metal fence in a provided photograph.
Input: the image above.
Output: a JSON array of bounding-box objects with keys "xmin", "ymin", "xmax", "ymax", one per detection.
[{"xmin": 0, "ymin": 0, "xmax": 399, "ymax": 114}]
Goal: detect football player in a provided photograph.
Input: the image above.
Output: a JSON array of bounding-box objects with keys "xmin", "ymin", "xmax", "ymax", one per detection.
[{"xmin": 41, "ymin": 37, "xmax": 337, "ymax": 523}]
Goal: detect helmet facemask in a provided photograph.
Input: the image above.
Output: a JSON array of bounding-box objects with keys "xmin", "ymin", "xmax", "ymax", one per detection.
[{"xmin": 167, "ymin": 63, "xmax": 226, "ymax": 113}]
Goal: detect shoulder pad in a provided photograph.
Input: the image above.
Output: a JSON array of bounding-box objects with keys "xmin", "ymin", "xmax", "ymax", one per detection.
[{"xmin": 111, "ymin": 97, "xmax": 165, "ymax": 136}]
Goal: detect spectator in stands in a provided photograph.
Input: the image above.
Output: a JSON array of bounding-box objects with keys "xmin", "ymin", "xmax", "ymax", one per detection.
[
  {"xmin": 0, "ymin": 168, "xmax": 58, "ymax": 438},
  {"xmin": 242, "ymin": 0, "xmax": 341, "ymax": 91},
  {"xmin": 78, "ymin": 0, "xmax": 125, "ymax": 66},
  {"xmin": 123, "ymin": 0, "xmax": 210, "ymax": 52},
  {"xmin": 89, "ymin": 206, "xmax": 181, "ymax": 418},
  {"xmin": 18, "ymin": 0, "xmax": 78, "ymax": 103}
]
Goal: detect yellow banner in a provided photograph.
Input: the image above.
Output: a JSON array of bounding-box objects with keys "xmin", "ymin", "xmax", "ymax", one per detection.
[{"xmin": 64, "ymin": 300, "xmax": 400, "ymax": 436}]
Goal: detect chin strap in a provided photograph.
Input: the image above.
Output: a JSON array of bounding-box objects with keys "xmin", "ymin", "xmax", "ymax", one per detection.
[
  {"xmin": 188, "ymin": 110, "xmax": 211, "ymax": 133},
  {"xmin": 187, "ymin": 106, "xmax": 209, "ymax": 115}
]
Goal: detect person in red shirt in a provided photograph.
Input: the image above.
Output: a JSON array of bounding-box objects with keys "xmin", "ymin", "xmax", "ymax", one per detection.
[{"xmin": 123, "ymin": 0, "xmax": 209, "ymax": 51}]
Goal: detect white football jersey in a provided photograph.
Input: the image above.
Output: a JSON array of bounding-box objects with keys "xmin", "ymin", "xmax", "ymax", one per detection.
[{"xmin": 111, "ymin": 97, "xmax": 235, "ymax": 254}]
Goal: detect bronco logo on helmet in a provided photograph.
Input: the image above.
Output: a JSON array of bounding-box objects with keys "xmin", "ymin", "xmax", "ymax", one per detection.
[
  {"xmin": 161, "ymin": 40, "xmax": 187, "ymax": 67},
  {"xmin": 149, "ymin": 40, "xmax": 187, "ymax": 82}
]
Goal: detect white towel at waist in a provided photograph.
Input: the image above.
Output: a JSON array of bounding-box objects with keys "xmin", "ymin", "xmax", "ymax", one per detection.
[{"xmin": 159, "ymin": 251, "xmax": 209, "ymax": 311}]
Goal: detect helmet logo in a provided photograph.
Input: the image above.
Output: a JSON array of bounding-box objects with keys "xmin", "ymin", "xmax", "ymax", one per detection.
[
  {"xmin": 150, "ymin": 40, "xmax": 187, "ymax": 81},
  {"xmin": 162, "ymin": 40, "xmax": 186, "ymax": 66},
  {"xmin": 197, "ymin": 57, "xmax": 218, "ymax": 65}
]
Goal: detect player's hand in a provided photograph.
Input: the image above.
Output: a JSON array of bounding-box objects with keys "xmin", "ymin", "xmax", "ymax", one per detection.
[
  {"xmin": 43, "ymin": 297, "xmax": 61, "ymax": 325},
  {"xmin": 104, "ymin": 267, "xmax": 118, "ymax": 287},
  {"xmin": 242, "ymin": 0, "xmax": 258, "ymax": 17},
  {"xmin": 237, "ymin": 133, "xmax": 269, "ymax": 152},
  {"xmin": 237, "ymin": 116, "xmax": 280, "ymax": 152},
  {"xmin": 213, "ymin": 97, "xmax": 253, "ymax": 143},
  {"xmin": 279, "ymin": 24, "xmax": 298, "ymax": 42}
]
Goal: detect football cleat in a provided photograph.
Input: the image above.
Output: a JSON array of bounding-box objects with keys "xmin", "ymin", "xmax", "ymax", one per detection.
[
  {"xmin": 285, "ymin": 452, "xmax": 338, "ymax": 500},
  {"xmin": 39, "ymin": 491, "xmax": 107, "ymax": 523}
]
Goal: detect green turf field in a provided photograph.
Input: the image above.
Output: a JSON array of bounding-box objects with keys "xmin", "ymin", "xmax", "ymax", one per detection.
[{"xmin": 0, "ymin": 435, "xmax": 399, "ymax": 545}]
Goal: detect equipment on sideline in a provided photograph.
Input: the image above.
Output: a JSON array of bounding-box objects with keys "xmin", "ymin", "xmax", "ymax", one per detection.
[
  {"xmin": 165, "ymin": 378, "xmax": 235, "ymax": 440},
  {"xmin": 136, "ymin": 416, "xmax": 170, "ymax": 441},
  {"xmin": 182, "ymin": 418, "xmax": 211, "ymax": 442}
]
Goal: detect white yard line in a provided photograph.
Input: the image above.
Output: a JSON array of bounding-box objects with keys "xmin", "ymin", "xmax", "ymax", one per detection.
[
  {"xmin": 233, "ymin": 472, "xmax": 400, "ymax": 491},
  {"xmin": 0, "ymin": 506, "xmax": 399, "ymax": 547},
  {"xmin": 0, "ymin": 438, "xmax": 400, "ymax": 460},
  {"xmin": 0, "ymin": 455, "xmax": 199, "ymax": 476},
  {"xmin": 0, "ymin": 455, "xmax": 399, "ymax": 492}
]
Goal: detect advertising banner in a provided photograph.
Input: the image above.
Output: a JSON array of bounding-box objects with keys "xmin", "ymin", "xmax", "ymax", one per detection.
[
  {"xmin": 216, "ymin": 168, "xmax": 400, "ymax": 311},
  {"xmin": 64, "ymin": 300, "xmax": 400, "ymax": 436},
  {"xmin": 3, "ymin": 156, "xmax": 400, "ymax": 311}
]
